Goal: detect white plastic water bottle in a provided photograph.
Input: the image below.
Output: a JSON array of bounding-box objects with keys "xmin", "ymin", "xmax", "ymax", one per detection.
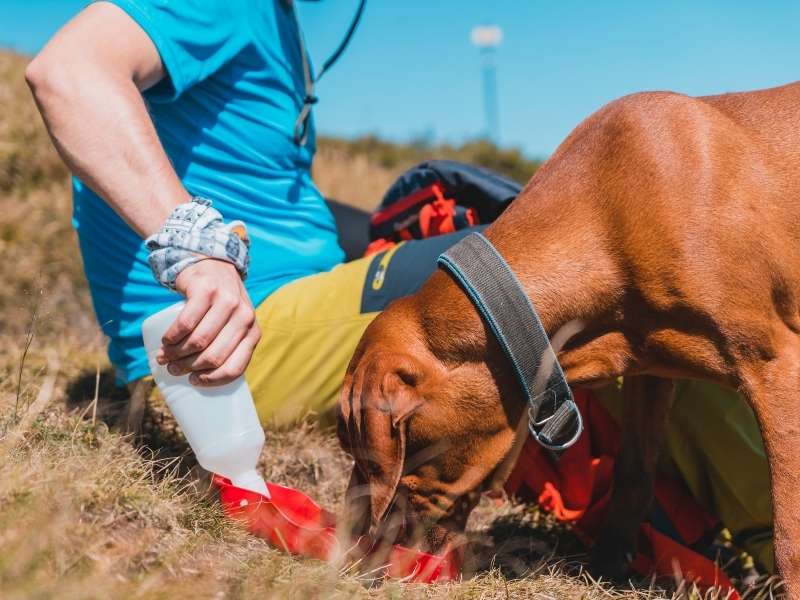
[{"xmin": 142, "ymin": 302, "xmax": 270, "ymax": 497}]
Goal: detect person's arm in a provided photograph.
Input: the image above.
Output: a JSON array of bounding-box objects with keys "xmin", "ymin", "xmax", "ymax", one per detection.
[{"xmin": 26, "ymin": 2, "xmax": 260, "ymax": 386}]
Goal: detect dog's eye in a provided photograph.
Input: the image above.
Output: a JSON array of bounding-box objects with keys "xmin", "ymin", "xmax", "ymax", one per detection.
[{"xmin": 396, "ymin": 369, "xmax": 418, "ymax": 387}]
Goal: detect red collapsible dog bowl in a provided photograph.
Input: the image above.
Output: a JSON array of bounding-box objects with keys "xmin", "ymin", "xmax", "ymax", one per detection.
[{"xmin": 213, "ymin": 476, "xmax": 461, "ymax": 583}]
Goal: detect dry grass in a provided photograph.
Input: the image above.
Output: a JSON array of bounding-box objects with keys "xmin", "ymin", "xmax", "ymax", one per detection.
[
  {"xmin": 1, "ymin": 347, "xmax": 685, "ymax": 600},
  {"xmin": 312, "ymin": 145, "xmax": 398, "ymax": 211},
  {"xmin": 0, "ymin": 49, "xmax": 778, "ymax": 599},
  {"xmin": 0, "ymin": 52, "xmax": 68, "ymax": 196}
]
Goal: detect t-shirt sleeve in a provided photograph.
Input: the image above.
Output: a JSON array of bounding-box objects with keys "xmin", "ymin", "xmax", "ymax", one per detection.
[{"xmin": 99, "ymin": 0, "xmax": 249, "ymax": 100}]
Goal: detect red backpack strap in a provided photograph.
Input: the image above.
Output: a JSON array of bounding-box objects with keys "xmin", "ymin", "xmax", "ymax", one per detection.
[{"xmin": 419, "ymin": 184, "xmax": 458, "ymax": 238}]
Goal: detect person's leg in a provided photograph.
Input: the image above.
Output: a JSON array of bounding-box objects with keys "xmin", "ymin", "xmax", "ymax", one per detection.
[
  {"xmin": 245, "ymin": 228, "xmax": 483, "ymax": 427},
  {"xmin": 245, "ymin": 254, "xmax": 376, "ymax": 426},
  {"xmin": 121, "ymin": 377, "xmax": 156, "ymax": 434}
]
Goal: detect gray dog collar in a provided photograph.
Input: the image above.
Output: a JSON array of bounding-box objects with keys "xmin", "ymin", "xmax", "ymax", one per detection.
[{"xmin": 438, "ymin": 232, "xmax": 583, "ymax": 453}]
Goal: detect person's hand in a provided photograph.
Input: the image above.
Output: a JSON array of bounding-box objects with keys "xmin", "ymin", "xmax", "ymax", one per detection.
[{"xmin": 155, "ymin": 259, "xmax": 261, "ymax": 386}]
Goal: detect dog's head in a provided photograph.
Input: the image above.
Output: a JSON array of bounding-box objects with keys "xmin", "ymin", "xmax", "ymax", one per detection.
[{"xmin": 337, "ymin": 280, "xmax": 528, "ymax": 554}]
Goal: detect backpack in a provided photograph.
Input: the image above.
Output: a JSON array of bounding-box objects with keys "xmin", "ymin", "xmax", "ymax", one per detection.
[{"xmin": 365, "ymin": 160, "xmax": 522, "ymax": 255}]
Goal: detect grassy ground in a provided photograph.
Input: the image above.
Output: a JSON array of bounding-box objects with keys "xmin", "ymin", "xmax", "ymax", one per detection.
[{"xmin": 0, "ymin": 49, "xmax": 772, "ymax": 599}]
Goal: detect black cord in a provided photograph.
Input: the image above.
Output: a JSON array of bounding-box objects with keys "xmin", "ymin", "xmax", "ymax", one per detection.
[{"xmin": 293, "ymin": 0, "xmax": 367, "ymax": 146}]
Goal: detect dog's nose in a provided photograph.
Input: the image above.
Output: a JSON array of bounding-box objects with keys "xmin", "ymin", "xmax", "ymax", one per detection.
[{"xmin": 371, "ymin": 505, "xmax": 407, "ymax": 545}]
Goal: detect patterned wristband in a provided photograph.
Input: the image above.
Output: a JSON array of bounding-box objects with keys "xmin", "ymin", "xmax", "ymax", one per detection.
[{"xmin": 145, "ymin": 198, "xmax": 250, "ymax": 291}]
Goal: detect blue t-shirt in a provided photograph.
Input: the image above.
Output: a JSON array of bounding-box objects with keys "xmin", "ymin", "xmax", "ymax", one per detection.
[{"xmin": 73, "ymin": 0, "xmax": 344, "ymax": 383}]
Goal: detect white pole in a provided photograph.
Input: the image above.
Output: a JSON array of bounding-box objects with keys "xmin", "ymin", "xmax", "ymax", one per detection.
[{"xmin": 471, "ymin": 25, "xmax": 503, "ymax": 142}]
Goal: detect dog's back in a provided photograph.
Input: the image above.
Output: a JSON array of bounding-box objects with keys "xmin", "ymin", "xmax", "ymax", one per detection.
[
  {"xmin": 485, "ymin": 83, "xmax": 800, "ymax": 384},
  {"xmin": 702, "ymin": 83, "xmax": 800, "ymax": 253}
]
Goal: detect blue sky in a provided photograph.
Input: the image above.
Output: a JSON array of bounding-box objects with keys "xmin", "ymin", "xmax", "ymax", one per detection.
[{"xmin": 3, "ymin": 1, "xmax": 799, "ymax": 157}]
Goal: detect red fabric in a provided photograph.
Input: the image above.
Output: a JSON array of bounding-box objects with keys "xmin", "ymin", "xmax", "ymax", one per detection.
[
  {"xmin": 465, "ymin": 206, "xmax": 478, "ymax": 227},
  {"xmin": 369, "ymin": 183, "xmax": 443, "ymax": 226},
  {"xmin": 505, "ymin": 389, "xmax": 739, "ymax": 597},
  {"xmin": 366, "ymin": 181, "xmax": 483, "ymax": 256},
  {"xmin": 418, "ymin": 183, "xmax": 457, "ymax": 237},
  {"xmin": 364, "ymin": 238, "xmax": 397, "ymax": 257},
  {"xmin": 214, "ymin": 476, "xmax": 462, "ymax": 582},
  {"xmin": 419, "ymin": 197, "xmax": 458, "ymax": 237}
]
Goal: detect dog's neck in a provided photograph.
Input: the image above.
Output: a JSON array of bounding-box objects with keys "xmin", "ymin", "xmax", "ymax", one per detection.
[{"xmin": 418, "ymin": 162, "xmax": 630, "ymax": 388}]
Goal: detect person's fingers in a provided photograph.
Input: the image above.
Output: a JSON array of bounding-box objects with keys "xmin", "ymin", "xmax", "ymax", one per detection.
[
  {"xmin": 189, "ymin": 323, "xmax": 261, "ymax": 386},
  {"xmin": 160, "ymin": 291, "xmax": 239, "ymax": 362},
  {"xmin": 166, "ymin": 306, "xmax": 254, "ymax": 374},
  {"xmin": 165, "ymin": 352, "xmax": 200, "ymax": 375},
  {"xmin": 158, "ymin": 288, "xmax": 212, "ymax": 357}
]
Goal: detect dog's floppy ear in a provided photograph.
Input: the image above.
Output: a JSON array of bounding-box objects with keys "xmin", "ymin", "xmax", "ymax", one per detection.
[
  {"xmin": 338, "ymin": 352, "xmax": 426, "ymax": 533},
  {"xmin": 349, "ymin": 357, "xmax": 424, "ymax": 533},
  {"xmin": 363, "ymin": 367, "xmax": 424, "ymax": 531}
]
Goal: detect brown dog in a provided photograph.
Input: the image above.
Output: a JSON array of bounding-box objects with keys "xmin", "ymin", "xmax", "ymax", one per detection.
[{"xmin": 337, "ymin": 84, "xmax": 800, "ymax": 592}]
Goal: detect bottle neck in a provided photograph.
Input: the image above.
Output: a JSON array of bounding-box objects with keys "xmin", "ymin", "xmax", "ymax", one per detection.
[{"xmin": 230, "ymin": 469, "xmax": 270, "ymax": 498}]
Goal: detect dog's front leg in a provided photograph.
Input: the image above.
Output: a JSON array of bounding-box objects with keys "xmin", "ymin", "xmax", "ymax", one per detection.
[{"xmin": 590, "ymin": 375, "xmax": 675, "ymax": 582}]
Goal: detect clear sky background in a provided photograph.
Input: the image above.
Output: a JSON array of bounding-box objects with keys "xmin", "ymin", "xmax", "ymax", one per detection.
[{"xmin": 3, "ymin": 1, "xmax": 799, "ymax": 157}]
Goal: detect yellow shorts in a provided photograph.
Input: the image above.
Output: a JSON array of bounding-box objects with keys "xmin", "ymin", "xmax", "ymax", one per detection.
[{"xmin": 245, "ymin": 254, "xmax": 378, "ymax": 426}]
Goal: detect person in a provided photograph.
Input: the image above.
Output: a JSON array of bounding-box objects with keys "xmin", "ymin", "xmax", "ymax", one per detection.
[
  {"xmin": 26, "ymin": 0, "xmax": 774, "ymax": 575},
  {"xmin": 26, "ymin": 0, "xmax": 493, "ymax": 433},
  {"xmin": 25, "ymin": 0, "xmax": 457, "ymax": 411}
]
